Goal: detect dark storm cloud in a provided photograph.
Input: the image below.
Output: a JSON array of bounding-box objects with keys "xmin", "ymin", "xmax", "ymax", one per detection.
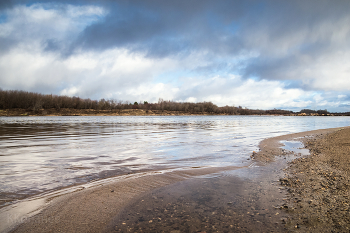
[
  {"xmin": 0, "ymin": 1, "xmax": 13, "ymax": 10},
  {"xmin": 72, "ymin": 0, "xmax": 249, "ymax": 57},
  {"xmin": 75, "ymin": 0, "xmax": 348, "ymax": 50},
  {"xmin": 63, "ymin": 0, "xmax": 350, "ymax": 84},
  {"xmin": 0, "ymin": 0, "xmax": 27, "ymax": 10},
  {"xmin": 3, "ymin": 0, "xmax": 350, "ymax": 60}
]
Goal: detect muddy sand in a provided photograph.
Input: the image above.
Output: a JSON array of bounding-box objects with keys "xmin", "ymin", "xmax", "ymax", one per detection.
[{"xmin": 2, "ymin": 126, "xmax": 350, "ymax": 232}]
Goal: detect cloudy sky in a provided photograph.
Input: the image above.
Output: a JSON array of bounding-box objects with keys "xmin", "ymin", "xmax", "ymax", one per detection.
[{"xmin": 0, "ymin": 0, "xmax": 349, "ymax": 112}]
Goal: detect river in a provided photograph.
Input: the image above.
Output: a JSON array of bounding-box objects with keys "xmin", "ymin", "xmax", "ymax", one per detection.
[{"xmin": 0, "ymin": 115, "xmax": 349, "ymax": 205}]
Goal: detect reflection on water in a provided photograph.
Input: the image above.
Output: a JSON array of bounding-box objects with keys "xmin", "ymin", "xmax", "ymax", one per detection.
[
  {"xmin": 0, "ymin": 116, "xmax": 349, "ymax": 204},
  {"xmin": 281, "ymin": 140, "xmax": 310, "ymax": 156}
]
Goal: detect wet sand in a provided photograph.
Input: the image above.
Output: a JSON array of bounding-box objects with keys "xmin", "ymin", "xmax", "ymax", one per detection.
[
  {"xmin": 103, "ymin": 160, "xmax": 291, "ymax": 233},
  {"xmin": 4, "ymin": 167, "xmax": 243, "ymax": 233},
  {"xmin": 3, "ymin": 126, "xmax": 349, "ymax": 232}
]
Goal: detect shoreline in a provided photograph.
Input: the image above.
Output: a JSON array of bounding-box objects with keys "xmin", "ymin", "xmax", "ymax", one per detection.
[
  {"xmin": 253, "ymin": 127, "xmax": 345, "ymax": 163},
  {"xmin": 0, "ymin": 108, "xmax": 219, "ymax": 117},
  {"xmin": 0, "ymin": 108, "xmax": 346, "ymax": 117},
  {"xmin": 2, "ymin": 126, "xmax": 349, "ymax": 232}
]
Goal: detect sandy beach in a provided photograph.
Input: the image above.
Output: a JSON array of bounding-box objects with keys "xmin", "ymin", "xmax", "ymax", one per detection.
[
  {"xmin": 3, "ymin": 126, "xmax": 350, "ymax": 232},
  {"xmin": 278, "ymin": 127, "xmax": 350, "ymax": 231}
]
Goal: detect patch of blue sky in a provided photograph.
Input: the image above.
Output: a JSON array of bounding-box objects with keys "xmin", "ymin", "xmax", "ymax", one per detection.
[
  {"xmin": 0, "ymin": 13, "xmax": 7, "ymax": 24},
  {"xmin": 247, "ymin": 75, "xmax": 260, "ymax": 81},
  {"xmin": 225, "ymin": 21, "xmax": 240, "ymax": 36}
]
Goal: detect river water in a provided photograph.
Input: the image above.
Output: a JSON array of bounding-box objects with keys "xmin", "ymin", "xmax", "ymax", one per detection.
[{"xmin": 0, "ymin": 116, "xmax": 349, "ymax": 204}]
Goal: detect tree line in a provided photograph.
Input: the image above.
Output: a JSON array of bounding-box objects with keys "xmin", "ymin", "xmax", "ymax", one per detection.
[
  {"xmin": 0, "ymin": 89, "xmax": 247, "ymax": 114},
  {"xmin": 0, "ymin": 89, "xmax": 348, "ymax": 115}
]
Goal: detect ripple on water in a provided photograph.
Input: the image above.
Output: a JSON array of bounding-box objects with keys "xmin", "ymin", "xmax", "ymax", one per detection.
[{"xmin": 0, "ymin": 115, "xmax": 349, "ymax": 204}]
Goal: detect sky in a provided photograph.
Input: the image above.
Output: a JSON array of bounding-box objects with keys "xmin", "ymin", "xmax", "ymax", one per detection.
[{"xmin": 0, "ymin": 0, "xmax": 349, "ymax": 112}]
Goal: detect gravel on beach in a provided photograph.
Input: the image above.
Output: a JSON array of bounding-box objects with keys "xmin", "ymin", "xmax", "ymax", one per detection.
[{"xmin": 279, "ymin": 127, "xmax": 350, "ymax": 232}]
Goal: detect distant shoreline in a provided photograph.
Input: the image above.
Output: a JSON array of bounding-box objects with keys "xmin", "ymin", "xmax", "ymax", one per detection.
[
  {"xmin": 0, "ymin": 108, "xmax": 348, "ymax": 117},
  {"xmin": 1, "ymin": 90, "xmax": 349, "ymax": 116}
]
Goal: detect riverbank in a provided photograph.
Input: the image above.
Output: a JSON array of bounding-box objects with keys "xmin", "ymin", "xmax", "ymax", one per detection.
[
  {"xmin": 252, "ymin": 127, "xmax": 350, "ymax": 231},
  {"xmin": 0, "ymin": 108, "xmax": 214, "ymax": 116},
  {"xmin": 2, "ymin": 126, "xmax": 349, "ymax": 232},
  {"xmin": 278, "ymin": 127, "xmax": 350, "ymax": 231},
  {"xmin": 0, "ymin": 108, "xmax": 345, "ymax": 117}
]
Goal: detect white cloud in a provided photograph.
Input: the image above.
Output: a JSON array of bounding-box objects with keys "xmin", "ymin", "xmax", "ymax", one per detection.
[
  {"xmin": 176, "ymin": 75, "xmax": 311, "ymax": 109},
  {"xmin": 0, "ymin": 3, "xmax": 106, "ymax": 46},
  {"xmin": 294, "ymin": 51, "xmax": 350, "ymax": 91},
  {"xmin": 185, "ymin": 97, "xmax": 198, "ymax": 102},
  {"xmin": 0, "ymin": 45, "xmax": 68, "ymax": 89},
  {"xmin": 61, "ymin": 86, "xmax": 79, "ymax": 96},
  {"xmin": 0, "ymin": 43, "xmax": 182, "ymax": 100}
]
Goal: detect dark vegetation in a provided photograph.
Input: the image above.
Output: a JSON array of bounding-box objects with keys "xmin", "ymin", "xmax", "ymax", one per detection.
[{"xmin": 0, "ymin": 89, "xmax": 349, "ymax": 116}]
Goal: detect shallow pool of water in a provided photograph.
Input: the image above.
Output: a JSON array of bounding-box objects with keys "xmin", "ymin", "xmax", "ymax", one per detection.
[{"xmin": 281, "ymin": 140, "xmax": 310, "ymax": 156}]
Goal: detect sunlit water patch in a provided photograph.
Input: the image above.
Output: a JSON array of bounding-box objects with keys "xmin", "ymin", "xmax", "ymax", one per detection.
[{"xmin": 0, "ymin": 116, "xmax": 349, "ymax": 204}]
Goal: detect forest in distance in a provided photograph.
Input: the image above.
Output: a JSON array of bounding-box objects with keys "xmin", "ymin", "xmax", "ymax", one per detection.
[{"xmin": 0, "ymin": 89, "xmax": 349, "ymax": 116}]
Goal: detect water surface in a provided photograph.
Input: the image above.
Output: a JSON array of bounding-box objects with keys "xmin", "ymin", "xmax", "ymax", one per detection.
[{"xmin": 0, "ymin": 116, "xmax": 349, "ymax": 204}]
